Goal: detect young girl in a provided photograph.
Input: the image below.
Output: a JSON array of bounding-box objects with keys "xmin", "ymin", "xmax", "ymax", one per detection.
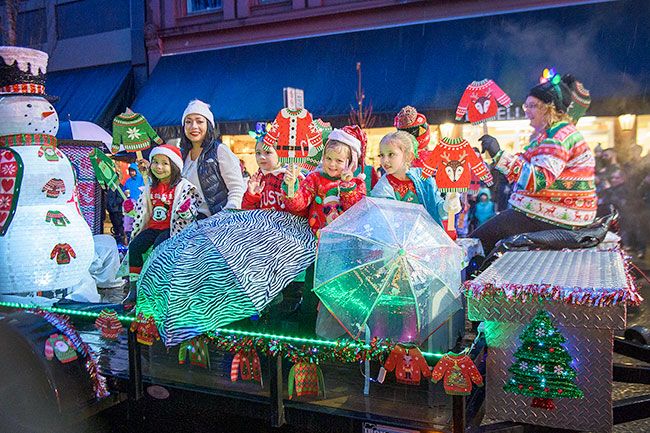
[
  {"xmin": 124, "ymin": 144, "xmax": 203, "ymax": 306},
  {"xmin": 371, "ymin": 131, "xmax": 459, "ymax": 230},
  {"xmin": 242, "ymin": 138, "xmax": 294, "ymax": 212},
  {"xmin": 283, "ymin": 126, "xmax": 367, "ymax": 235}
]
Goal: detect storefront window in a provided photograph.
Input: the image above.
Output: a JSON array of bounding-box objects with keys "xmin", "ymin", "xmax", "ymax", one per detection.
[{"xmin": 636, "ymin": 115, "xmax": 650, "ymax": 156}]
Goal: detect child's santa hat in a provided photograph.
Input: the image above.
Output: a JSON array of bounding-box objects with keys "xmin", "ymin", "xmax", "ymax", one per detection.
[
  {"xmin": 149, "ymin": 144, "xmax": 183, "ymax": 171},
  {"xmin": 394, "ymin": 106, "xmax": 430, "ymax": 151},
  {"xmin": 328, "ymin": 125, "xmax": 367, "ymax": 172}
]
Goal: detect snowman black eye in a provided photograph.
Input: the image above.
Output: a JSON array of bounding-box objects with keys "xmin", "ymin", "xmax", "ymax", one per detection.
[
  {"xmin": 48, "ymin": 106, "xmax": 53, "ymax": 110},
  {"xmin": 27, "ymin": 104, "xmax": 32, "ymax": 108}
]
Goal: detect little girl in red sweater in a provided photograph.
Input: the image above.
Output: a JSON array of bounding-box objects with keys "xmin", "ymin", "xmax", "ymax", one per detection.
[
  {"xmin": 124, "ymin": 144, "xmax": 202, "ymax": 307},
  {"xmin": 283, "ymin": 126, "xmax": 367, "ymax": 236}
]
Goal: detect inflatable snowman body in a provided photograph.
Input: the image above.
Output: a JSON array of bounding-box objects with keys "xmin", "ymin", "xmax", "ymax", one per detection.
[{"xmin": 0, "ymin": 46, "xmax": 93, "ymax": 294}]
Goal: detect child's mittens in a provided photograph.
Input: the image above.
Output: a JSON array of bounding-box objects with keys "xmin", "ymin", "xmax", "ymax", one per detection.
[{"xmin": 177, "ymin": 198, "xmax": 193, "ymax": 219}]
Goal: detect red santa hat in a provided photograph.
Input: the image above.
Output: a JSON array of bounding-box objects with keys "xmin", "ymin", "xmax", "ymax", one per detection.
[
  {"xmin": 149, "ymin": 144, "xmax": 183, "ymax": 171},
  {"xmin": 329, "ymin": 125, "xmax": 367, "ymax": 170},
  {"xmin": 394, "ymin": 106, "xmax": 430, "ymax": 151}
]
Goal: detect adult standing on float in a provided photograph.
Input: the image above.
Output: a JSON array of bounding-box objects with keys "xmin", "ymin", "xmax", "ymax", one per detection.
[
  {"xmin": 470, "ymin": 74, "xmax": 596, "ymax": 254},
  {"xmin": 179, "ymin": 99, "xmax": 245, "ymax": 218}
]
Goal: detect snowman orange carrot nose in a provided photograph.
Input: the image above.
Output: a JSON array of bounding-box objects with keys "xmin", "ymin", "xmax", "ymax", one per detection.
[{"xmin": 42, "ymin": 111, "xmax": 55, "ymax": 118}]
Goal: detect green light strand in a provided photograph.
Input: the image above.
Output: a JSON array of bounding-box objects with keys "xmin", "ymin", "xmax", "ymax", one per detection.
[{"xmin": 0, "ymin": 301, "xmax": 444, "ymax": 358}]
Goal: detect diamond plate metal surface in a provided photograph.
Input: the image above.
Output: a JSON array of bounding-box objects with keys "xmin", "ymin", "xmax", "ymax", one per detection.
[
  {"xmin": 474, "ymin": 250, "xmax": 627, "ymax": 289},
  {"xmin": 469, "ymin": 296, "xmax": 627, "ymax": 331},
  {"xmin": 481, "ymin": 306, "xmax": 616, "ymax": 433}
]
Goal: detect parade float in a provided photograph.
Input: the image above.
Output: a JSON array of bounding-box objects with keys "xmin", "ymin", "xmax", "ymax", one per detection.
[{"xmin": 0, "ymin": 46, "xmax": 647, "ymax": 433}]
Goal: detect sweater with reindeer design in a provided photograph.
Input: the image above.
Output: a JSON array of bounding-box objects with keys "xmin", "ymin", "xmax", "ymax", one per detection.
[{"xmin": 420, "ymin": 137, "xmax": 493, "ymax": 192}]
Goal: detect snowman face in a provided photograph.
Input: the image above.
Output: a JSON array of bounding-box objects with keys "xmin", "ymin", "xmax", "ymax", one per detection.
[{"xmin": 0, "ymin": 95, "xmax": 59, "ymax": 136}]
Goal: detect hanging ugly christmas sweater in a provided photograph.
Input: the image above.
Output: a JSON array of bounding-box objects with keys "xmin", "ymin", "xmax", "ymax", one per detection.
[
  {"xmin": 494, "ymin": 121, "xmax": 597, "ymax": 227},
  {"xmin": 231, "ymin": 349, "xmax": 262, "ymax": 383},
  {"xmin": 455, "ymin": 79, "xmax": 512, "ymax": 124},
  {"xmin": 129, "ymin": 313, "xmax": 160, "ymax": 346},
  {"xmin": 94, "ymin": 309, "xmax": 124, "ymax": 340},
  {"xmin": 432, "ymin": 352, "xmax": 483, "ymax": 395},
  {"xmin": 382, "ymin": 345, "xmax": 431, "ymax": 385},
  {"xmin": 112, "ymin": 112, "xmax": 164, "ymax": 153},
  {"xmin": 288, "ymin": 362, "xmax": 325, "ymax": 399},
  {"xmin": 262, "ymin": 108, "xmax": 323, "ymax": 165},
  {"xmin": 283, "ymin": 171, "xmax": 366, "ymax": 235},
  {"xmin": 420, "ymin": 137, "xmax": 493, "ymax": 192},
  {"xmin": 45, "ymin": 333, "xmax": 78, "ymax": 363},
  {"xmin": 178, "ymin": 337, "xmax": 210, "ymax": 368}
]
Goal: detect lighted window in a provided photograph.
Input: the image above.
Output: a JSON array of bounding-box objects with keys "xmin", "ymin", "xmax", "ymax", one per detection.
[{"xmin": 187, "ymin": 0, "xmax": 223, "ymax": 13}]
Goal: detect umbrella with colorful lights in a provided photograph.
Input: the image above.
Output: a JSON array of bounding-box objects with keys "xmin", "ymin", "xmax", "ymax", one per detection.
[{"xmin": 314, "ymin": 197, "xmax": 464, "ymax": 342}]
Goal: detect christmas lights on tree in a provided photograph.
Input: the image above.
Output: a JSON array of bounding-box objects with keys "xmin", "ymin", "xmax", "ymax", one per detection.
[{"xmin": 504, "ymin": 310, "xmax": 584, "ymax": 410}]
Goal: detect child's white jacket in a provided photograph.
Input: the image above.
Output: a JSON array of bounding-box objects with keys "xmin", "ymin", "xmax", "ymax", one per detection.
[{"xmin": 132, "ymin": 178, "xmax": 203, "ymax": 237}]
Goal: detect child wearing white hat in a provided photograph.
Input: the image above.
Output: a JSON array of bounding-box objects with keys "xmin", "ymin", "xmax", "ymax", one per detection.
[{"xmin": 124, "ymin": 144, "xmax": 203, "ymax": 307}]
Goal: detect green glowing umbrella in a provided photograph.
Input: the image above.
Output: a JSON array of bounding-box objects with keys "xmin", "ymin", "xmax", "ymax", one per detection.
[{"xmin": 314, "ymin": 197, "xmax": 463, "ymax": 341}]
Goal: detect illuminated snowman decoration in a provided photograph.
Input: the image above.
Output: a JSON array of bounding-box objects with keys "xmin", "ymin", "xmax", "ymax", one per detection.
[{"xmin": 0, "ymin": 46, "xmax": 93, "ymax": 295}]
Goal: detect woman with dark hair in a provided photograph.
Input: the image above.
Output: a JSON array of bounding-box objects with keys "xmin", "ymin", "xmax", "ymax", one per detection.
[
  {"xmin": 180, "ymin": 99, "xmax": 245, "ymax": 218},
  {"xmin": 470, "ymin": 74, "xmax": 597, "ymax": 254}
]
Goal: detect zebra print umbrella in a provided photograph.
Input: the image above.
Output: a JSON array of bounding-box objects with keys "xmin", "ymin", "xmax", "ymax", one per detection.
[{"xmin": 137, "ymin": 210, "xmax": 317, "ymax": 346}]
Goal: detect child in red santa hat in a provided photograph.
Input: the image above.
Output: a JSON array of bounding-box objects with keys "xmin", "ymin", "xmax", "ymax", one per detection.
[
  {"xmin": 282, "ymin": 125, "xmax": 367, "ymax": 236},
  {"xmin": 124, "ymin": 144, "xmax": 203, "ymax": 307}
]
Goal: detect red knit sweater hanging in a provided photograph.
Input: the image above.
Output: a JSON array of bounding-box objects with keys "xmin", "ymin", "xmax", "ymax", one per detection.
[
  {"xmin": 432, "ymin": 352, "xmax": 483, "ymax": 396},
  {"xmin": 382, "ymin": 345, "xmax": 431, "ymax": 385},
  {"xmin": 420, "ymin": 137, "xmax": 493, "ymax": 192},
  {"xmin": 455, "ymin": 79, "xmax": 512, "ymax": 124},
  {"xmin": 262, "ymin": 108, "xmax": 323, "ymax": 166}
]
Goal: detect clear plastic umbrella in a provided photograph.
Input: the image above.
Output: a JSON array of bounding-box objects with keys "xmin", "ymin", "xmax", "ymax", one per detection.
[{"xmin": 314, "ymin": 197, "xmax": 464, "ymax": 341}]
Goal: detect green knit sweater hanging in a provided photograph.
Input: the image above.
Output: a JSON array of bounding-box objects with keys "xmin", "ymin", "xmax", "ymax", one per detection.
[{"xmin": 112, "ymin": 113, "xmax": 164, "ymax": 153}]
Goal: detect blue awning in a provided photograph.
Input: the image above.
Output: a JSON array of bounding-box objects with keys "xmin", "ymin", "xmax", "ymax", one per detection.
[
  {"xmin": 132, "ymin": 0, "xmax": 650, "ymax": 130},
  {"xmin": 48, "ymin": 62, "xmax": 133, "ymax": 129}
]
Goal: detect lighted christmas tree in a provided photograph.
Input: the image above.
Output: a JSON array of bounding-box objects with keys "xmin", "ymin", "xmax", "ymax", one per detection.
[{"xmin": 503, "ymin": 310, "xmax": 584, "ymax": 410}]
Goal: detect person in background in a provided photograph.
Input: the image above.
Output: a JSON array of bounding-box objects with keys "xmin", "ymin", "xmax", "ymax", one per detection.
[
  {"xmin": 123, "ymin": 163, "xmax": 144, "ymax": 202},
  {"xmin": 470, "ymin": 188, "xmax": 496, "ymax": 229},
  {"xmin": 471, "ymin": 74, "xmax": 597, "ymax": 254},
  {"xmin": 106, "ymin": 186, "xmax": 125, "ymax": 245},
  {"xmin": 122, "ymin": 189, "xmax": 136, "ymax": 243},
  {"xmin": 179, "ymin": 99, "xmax": 245, "ymax": 218}
]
